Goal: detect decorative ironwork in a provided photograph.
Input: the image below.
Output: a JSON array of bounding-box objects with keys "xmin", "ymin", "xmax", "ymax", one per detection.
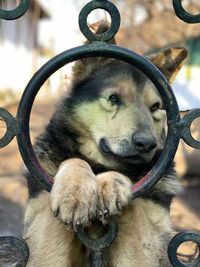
[
  {"xmin": 0, "ymin": 108, "xmax": 17, "ymax": 148},
  {"xmin": 168, "ymin": 232, "xmax": 200, "ymax": 267},
  {"xmin": 16, "ymin": 41, "xmax": 181, "ymax": 198},
  {"xmin": 77, "ymin": 217, "xmax": 118, "ymax": 266},
  {"xmin": 79, "ymin": 0, "xmax": 120, "ymax": 42},
  {"xmin": 0, "ymin": 236, "xmax": 29, "ymax": 267},
  {"xmin": 0, "ymin": 0, "xmax": 30, "ymax": 20},
  {"xmin": 173, "ymin": 0, "xmax": 200, "ymax": 23},
  {"xmin": 0, "ymin": 0, "xmax": 200, "ymax": 266}
]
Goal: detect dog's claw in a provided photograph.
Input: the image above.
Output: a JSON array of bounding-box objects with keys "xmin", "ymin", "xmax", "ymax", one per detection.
[
  {"xmin": 53, "ymin": 209, "xmax": 59, "ymax": 217},
  {"xmin": 76, "ymin": 220, "xmax": 81, "ymax": 226},
  {"xmin": 99, "ymin": 210, "xmax": 103, "ymax": 217},
  {"xmin": 104, "ymin": 209, "xmax": 109, "ymax": 218},
  {"xmin": 104, "ymin": 209, "xmax": 109, "ymax": 215},
  {"xmin": 117, "ymin": 201, "xmax": 123, "ymax": 212},
  {"xmin": 104, "ymin": 213, "xmax": 110, "ymax": 218}
]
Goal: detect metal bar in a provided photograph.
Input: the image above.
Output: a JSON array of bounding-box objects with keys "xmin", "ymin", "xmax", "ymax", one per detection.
[
  {"xmin": 168, "ymin": 232, "xmax": 200, "ymax": 267},
  {"xmin": 173, "ymin": 0, "xmax": 200, "ymax": 23},
  {"xmin": 0, "ymin": 236, "xmax": 29, "ymax": 267},
  {"xmin": 0, "ymin": 0, "xmax": 200, "ymax": 266},
  {"xmin": 0, "ymin": 0, "xmax": 30, "ymax": 20},
  {"xmin": 92, "ymin": 250, "xmax": 103, "ymax": 267}
]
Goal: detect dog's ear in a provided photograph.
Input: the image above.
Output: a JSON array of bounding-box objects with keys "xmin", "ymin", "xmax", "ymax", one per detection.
[
  {"xmin": 71, "ymin": 21, "xmax": 116, "ymax": 86},
  {"xmin": 85, "ymin": 21, "xmax": 116, "ymax": 45},
  {"xmin": 146, "ymin": 47, "xmax": 188, "ymax": 84}
]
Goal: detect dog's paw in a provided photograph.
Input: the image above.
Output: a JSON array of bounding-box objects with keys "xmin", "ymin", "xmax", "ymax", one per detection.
[
  {"xmin": 96, "ymin": 171, "xmax": 132, "ymax": 223},
  {"xmin": 51, "ymin": 159, "xmax": 98, "ymax": 230}
]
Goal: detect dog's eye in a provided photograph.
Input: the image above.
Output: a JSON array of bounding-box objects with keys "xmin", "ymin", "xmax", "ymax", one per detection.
[
  {"xmin": 151, "ymin": 102, "xmax": 160, "ymax": 112},
  {"xmin": 108, "ymin": 94, "xmax": 120, "ymax": 105}
]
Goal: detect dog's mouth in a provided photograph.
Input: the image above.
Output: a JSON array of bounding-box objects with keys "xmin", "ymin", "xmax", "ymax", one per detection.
[{"xmin": 99, "ymin": 138, "xmax": 146, "ymax": 164}]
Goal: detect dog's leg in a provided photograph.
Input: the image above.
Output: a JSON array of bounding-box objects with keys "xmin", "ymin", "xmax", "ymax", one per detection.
[
  {"xmin": 96, "ymin": 172, "xmax": 171, "ymax": 266},
  {"xmin": 96, "ymin": 171, "xmax": 132, "ymax": 222},
  {"xmin": 24, "ymin": 191, "xmax": 84, "ymax": 266},
  {"xmin": 24, "ymin": 158, "xmax": 98, "ymax": 266},
  {"xmin": 51, "ymin": 158, "xmax": 98, "ymax": 229},
  {"xmin": 108, "ymin": 198, "xmax": 172, "ymax": 267}
]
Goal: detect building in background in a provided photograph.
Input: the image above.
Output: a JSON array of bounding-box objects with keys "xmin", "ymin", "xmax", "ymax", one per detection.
[
  {"xmin": 173, "ymin": 36, "xmax": 200, "ymax": 111},
  {"xmin": 0, "ymin": 0, "xmax": 200, "ymax": 111},
  {"xmin": 0, "ymin": 0, "xmax": 49, "ymax": 106}
]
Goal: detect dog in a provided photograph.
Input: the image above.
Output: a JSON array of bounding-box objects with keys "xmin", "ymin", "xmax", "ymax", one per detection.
[{"xmin": 23, "ymin": 23, "xmax": 187, "ymax": 266}]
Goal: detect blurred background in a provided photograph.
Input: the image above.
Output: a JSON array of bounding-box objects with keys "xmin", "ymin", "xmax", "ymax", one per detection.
[{"xmin": 0, "ymin": 0, "xmax": 200, "ymax": 264}]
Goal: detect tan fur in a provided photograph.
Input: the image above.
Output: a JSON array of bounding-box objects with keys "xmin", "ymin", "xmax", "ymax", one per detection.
[
  {"xmin": 24, "ymin": 191, "xmax": 83, "ymax": 267},
  {"xmin": 147, "ymin": 47, "xmax": 188, "ymax": 84},
  {"xmin": 24, "ymin": 23, "xmax": 187, "ymax": 266},
  {"xmin": 74, "ymin": 80, "xmax": 164, "ymax": 168},
  {"xmin": 24, "ymin": 182, "xmax": 171, "ymax": 266}
]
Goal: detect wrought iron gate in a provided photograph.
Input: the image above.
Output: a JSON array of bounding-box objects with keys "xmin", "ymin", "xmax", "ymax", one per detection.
[{"xmin": 0, "ymin": 0, "xmax": 200, "ymax": 266}]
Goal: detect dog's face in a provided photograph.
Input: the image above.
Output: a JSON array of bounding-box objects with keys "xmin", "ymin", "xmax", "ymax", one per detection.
[
  {"xmin": 68, "ymin": 33, "xmax": 187, "ymax": 170},
  {"xmin": 71, "ymin": 62, "xmax": 164, "ymax": 168}
]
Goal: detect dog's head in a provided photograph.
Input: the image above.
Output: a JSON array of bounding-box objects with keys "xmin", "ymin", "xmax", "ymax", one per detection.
[{"xmin": 67, "ymin": 24, "xmax": 187, "ymax": 170}]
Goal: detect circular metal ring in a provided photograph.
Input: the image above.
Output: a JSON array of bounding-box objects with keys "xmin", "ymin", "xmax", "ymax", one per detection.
[
  {"xmin": 79, "ymin": 0, "xmax": 120, "ymax": 42},
  {"xmin": 168, "ymin": 232, "xmax": 200, "ymax": 267},
  {"xmin": 16, "ymin": 42, "xmax": 180, "ymax": 197},
  {"xmin": 0, "ymin": 108, "xmax": 16, "ymax": 149},
  {"xmin": 179, "ymin": 109, "xmax": 200, "ymax": 149},
  {"xmin": 76, "ymin": 217, "xmax": 118, "ymax": 250},
  {"xmin": 0, "ymin": 0, "xmax": 30, "ymax": 20},
  {"xmin": 173, "ymin": 0, "xmax": 200, "ymax": 23},
  {"xmin": 0, "ymin": 236, "xmax": 29, "ymax": 266}
]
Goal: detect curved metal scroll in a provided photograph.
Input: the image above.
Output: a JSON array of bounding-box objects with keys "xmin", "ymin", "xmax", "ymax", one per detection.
[
  {"xmin": 0, "ymin": 236, "xmax": 29, "ymax": 267},
  {"xmin": 16, "ymin": 42, "xmax": 181, "ymax": 196},
  {"xmin": 0, "ymin": 0, "xmax": 30, "ymax": 20},
  {"xmin": 0, "ymin": 108, "xmax": 17, "ymax": 148},
  {"xmin": 77, "ymin": 217, "xmax": 118, "ymax": 265},
  {"xmin": 0, "ymin": 0, "xmax": 200, "ymax": 266},
  {"xmin": 168, "ymin": 232, "xmax": 200, "ymax": 267},
  {"xmin": 79, "ymin": 0, "xmax": 120, "ymax": 42},
  {"xmin": 173, "ymin": 0, "xmax": 200, "ymax": 23}
]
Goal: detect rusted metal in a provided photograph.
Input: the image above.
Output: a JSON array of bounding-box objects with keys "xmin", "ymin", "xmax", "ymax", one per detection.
[{"xmin": 16, "ymin": 41, "xmax": 181, "ymax": 198}]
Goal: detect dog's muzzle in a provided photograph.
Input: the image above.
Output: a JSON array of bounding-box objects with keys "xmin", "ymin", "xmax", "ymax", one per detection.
[
  {"xmin": 99, "ymin": 134, "xmax": 157, "ymax": 164},
  {"xmin": 132, "ymin": 133, "xmax": 157, "ymax": 154}
]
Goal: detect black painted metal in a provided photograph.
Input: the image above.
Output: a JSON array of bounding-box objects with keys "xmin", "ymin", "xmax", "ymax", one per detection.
[
  {"xmin": 173, "ymin": 0, "xmax": 200, "ymax": 23},
  {"xmin": 0, "ymin": 236, "xmax": 29, "ymax": 267},
  {"xmin": 16, "ymin": 42, "xmax": 181, "ymax": 198},
  {"xmin": 77, "ymin": 217, "xmax": 118, "ymax": 266},
  {"xmin": 168, "ymin": 232, "xmax": 200, "ymax": 267},
  {"xmin": 0, "ymin": 0, "xmax": 200, "ymax": 266},
  {"xmin": 179, "ymin": 109, "xmax": 200, "ymax": 149},
  {"xmin": 0, "ymin": 108, "xmax": 17, "ymax": 148},
  {"xmin": 0, "ymin": 0, "xmax": 30, "ymax": 20},
  {"xmin": 79, "ymin": 0, "xmax": 120, "ymax": 42}
]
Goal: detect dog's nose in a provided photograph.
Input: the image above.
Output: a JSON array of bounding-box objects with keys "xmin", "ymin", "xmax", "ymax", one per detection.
[{"xmin": 132, "ymin": 134, "xmax": 157, "ymax": 153}]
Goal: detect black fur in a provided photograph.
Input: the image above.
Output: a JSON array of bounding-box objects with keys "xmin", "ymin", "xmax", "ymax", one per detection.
[{"xmin": 26, "ymin": 60, "xmax": 177, "ymax": 211}]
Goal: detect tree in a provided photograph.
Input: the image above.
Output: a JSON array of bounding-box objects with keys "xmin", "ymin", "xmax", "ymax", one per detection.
[
  {"xmin": 73, "ymin": 0, "xmax": 200, "ymax": 53},
  {"xmin": 112, "ymin": 0, "xmax": 200, "ymax": 53}
]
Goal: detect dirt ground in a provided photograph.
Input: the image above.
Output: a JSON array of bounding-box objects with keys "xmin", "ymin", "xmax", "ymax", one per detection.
[{"xmin": 0, "ymin": 99, "xmax": 200, "ymax": 265}]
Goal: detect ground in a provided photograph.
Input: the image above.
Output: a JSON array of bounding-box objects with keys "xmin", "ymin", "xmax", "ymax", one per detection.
[{"xmin": 0, "ymin": 100, "xmax": 199, "ymax": 266}]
